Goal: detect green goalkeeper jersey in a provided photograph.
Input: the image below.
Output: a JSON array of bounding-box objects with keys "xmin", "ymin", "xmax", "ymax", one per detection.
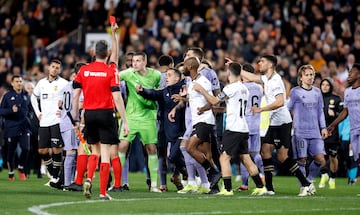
[{"xmin": 119, "ymin": 67, "xmax": 161, "ymax": 121}]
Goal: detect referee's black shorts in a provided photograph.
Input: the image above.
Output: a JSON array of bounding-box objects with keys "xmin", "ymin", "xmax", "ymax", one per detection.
[{"xmin": 84, "ymin": 109, "xmax": 119, "ymax": 145}]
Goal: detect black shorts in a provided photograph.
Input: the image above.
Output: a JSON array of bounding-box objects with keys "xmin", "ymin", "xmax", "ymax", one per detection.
[
  {"xmin": 84, "ymin": 109, "xmax": 119, "ymax": 145},
  {"xmin": 191, "ymin": 122, "xmax": 214, "ymax": 143},
  {"xmin": 324, "ymin": 131, "xmax": 340, "ymax": 157},
  {"xmin": 262, "ymin": 122, "xmax": 292, "ymax": 149},
  {"xmin": 324, "ymin": 141, "xmax": 340, "ymax": 157},
  {"xmin": 38, "ymin": 124, "xmax": 64, "ymax": 149},
  {"xmin": 221, "ymin": 130, "xmax": 249, "ymax": 158}
]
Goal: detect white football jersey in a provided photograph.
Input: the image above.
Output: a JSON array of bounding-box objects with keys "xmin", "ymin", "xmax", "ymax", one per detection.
[
  {"xmin": 32, "ymin": 77, "xmax": 69, "ymax": 127},
  {"xmin": 220, "ymin": 81, "xmax": 249, "ymax": 133},
  {"xmin": 261, "ymin": 73, "xmax": 292, "ymax": 126},
  {"xmin": 188, "ymin": 75, "xmax": 215, "ymax": 126}
]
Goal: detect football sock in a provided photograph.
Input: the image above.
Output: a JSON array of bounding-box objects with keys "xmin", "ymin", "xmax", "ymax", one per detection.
[
  {"xmin": 308, "ymin": 160, "xmax": 322, "ymax": 182},
  {"xmin": 119, "ymin": 152, "xmax": 128, "ymax": 185},
  {"xmin": 251, "ymin": 173, "xmax": 264, "ymax": 188},
  {"xmin": 87, "ymin": 155, "xmax": 99, "ymax": 181},
  {"xmin": 283, "ymin": 157, "xmax": 310, "ymax": 187},
  {"xmin": 75, "ymin": 154, "xmax": 88, "ymax": 185},
  {"xmin": 41, "ymin": 153, "xmax": 53, "ymax": 177},
  {"xmin": 320, "ymin": 166, "xmax": 327, "ymax": 175},
  {"xmin": 64, "ymin": 153, "xmax": 76, "ymax": 186},
  {"xmin": 111, "ymin": 157, "xmax": 122, "ymax": 188},
  {"xmin": 193, "ymin": 158, "xmax": 208, "ymax": 184},
  {"xmin": 240, "ymin": 162, "xmax": 249, "ymax": 186},
  {"xmin": 253, "ymin": 153, "xmax": 264, "ymax": 174},
  {"xmin": 263, "ymin": 158, "xmax": 274, "ymax": 191},
  {"xmin": 329, "ymin": 171, "xmax": 336, "ymax": 179},
  {"xmin": 99, "ymin": 163, "xmax": 110, "ymax": 196},
  {"xmin": 297, "ymin": 161, "xmax": 306, "ymax": 178},
  {"xmin": 148, "ymin": 154, "xmax": 158, "ymax": 187},
  {"xmin": 223, "ymin": 176, "xmax": 232, "ymax": 191},
  {"xmin": 52, "ymin": 153, "xmax": 62, "ymax": 179},
  {"xmin": 181, "ymin": 146, "xmax": 195, "ymax": 181}
]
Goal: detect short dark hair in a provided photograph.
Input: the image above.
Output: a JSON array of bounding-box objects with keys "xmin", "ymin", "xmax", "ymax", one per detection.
[
  {"xmin": 168, "ymin": 68, "xmax": 182, "ymax": 79},
  {"xmin": 242, "ymin": 63, "xmax": 255, "ymax": 73},
  {"xmin": 51, "ymin": 59, "xmax": 62, "ymax": 66},
  {"xmin": 126, "ymin": 51, "xmax": 135, "ymax": 57},
  {"xmin": 228, "ymin": 62, "xmax": 242, "ymax": 77},
  {"xmin": 158, "ymin": 55, "xmax": 174, "ymax": 67},
  {"xmin": 133, "ymin": 51, "xmax": 147, "ymax": 61},
  {"xmin": 185, "ymin": 47, "xmax": 204, "ymax": 60},
  {"xmin": 95, "ymin": 40, "xmax": 108, "ymax": 59},
  {"xmin": 261, "ymin": 54, "xmax": 277, "ymax": 67},
  {"xmin": 11, "ymin": 74, "xmax": 21, "ymax": 81}
]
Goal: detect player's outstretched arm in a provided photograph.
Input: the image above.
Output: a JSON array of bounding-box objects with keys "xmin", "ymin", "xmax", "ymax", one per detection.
[{"xmin": 192, "ymin": 82, "xmax": 220, "ymax": 105}]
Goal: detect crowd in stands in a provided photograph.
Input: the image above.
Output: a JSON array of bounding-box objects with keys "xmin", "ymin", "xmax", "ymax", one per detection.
[{"xmin": 0, "ymin": 0, "xmax": 359, "ymax": 176}]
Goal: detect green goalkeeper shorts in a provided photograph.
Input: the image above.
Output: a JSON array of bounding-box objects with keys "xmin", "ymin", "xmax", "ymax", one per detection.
[{"xmin": 119, "ymin": 119, "xmax": 158, "ymax": 144}]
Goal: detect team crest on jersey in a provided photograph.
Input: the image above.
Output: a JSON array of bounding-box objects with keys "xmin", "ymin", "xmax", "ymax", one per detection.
[{"xmin": 54, "ymin": 86, "xmax": 58, "ymax": 91}]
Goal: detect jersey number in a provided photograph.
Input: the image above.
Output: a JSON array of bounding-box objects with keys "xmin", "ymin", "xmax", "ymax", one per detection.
[
  {"xmin": 63, "ymin": 91, "xmax": 71, "ymax": 111},
  {"xmin": 239, "ymin": 99, "xmax": 247, "ymax": 118},
  {"xmin": 251, "ymin": 95, "xmax": 259, "ymax": 107}
]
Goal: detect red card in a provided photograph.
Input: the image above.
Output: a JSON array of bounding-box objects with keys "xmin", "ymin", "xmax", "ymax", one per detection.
[{"xmin": 109, "ymin": 16, "xmax": 116, "ymax": 25}]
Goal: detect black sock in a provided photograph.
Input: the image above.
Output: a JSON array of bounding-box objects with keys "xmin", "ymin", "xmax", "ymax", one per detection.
[
  {"xmin": 329, "ymin": 171, "xmax": 336, "ymax": 179},
  {"xmin": 282, "ymin": 157, "xmax": 310, "ymax": 187},
  {"xmin": 263, "ymin": 158, "xmax": 274, "ymax": 191},
  {"xmin": 251, "ymin": 173, "xmax": 264, "ymax": 188},
  {"xmin": 52, "ymin": 153, "xmax": 63, "ymax": 179},
  {"xmin": 320, "ymin": 166, "xmax": 327, "ymax": 175},
  {"xmin": 223, "ymin": 176, "xmax": 232, "ymax": 191}
]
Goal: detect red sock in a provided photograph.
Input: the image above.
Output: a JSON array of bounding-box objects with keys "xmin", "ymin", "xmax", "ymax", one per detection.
[
  {"xmin": 100, "ymin": 163, "xmax": 110, "ymax": 196},
  {"xmin": 111, "ymin": 157, "xmax": 122, "ymax": 188},
  {"xmin": 75, "ymin": 155, "xmax": 88, "ymax": 185},
  {"xmin": 87, "ymin": 155, "xmax": 99, "ymax": 181}
]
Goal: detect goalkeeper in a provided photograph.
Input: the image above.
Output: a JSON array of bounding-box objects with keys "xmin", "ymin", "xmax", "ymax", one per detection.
[{"xmin": 118, "ymin": 51, "xmax": 162, "ymax": 192}]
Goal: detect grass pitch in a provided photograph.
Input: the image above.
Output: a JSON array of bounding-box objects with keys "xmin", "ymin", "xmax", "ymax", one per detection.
[{"xmin": 0, "ymin": 170, "xmax": 359, "ymax": 215}]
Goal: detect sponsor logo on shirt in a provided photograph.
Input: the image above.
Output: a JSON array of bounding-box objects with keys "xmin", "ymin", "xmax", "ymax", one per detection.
[{"xmin": 84, "ymin": 71, "xmax": 107, "ymax": 77}]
